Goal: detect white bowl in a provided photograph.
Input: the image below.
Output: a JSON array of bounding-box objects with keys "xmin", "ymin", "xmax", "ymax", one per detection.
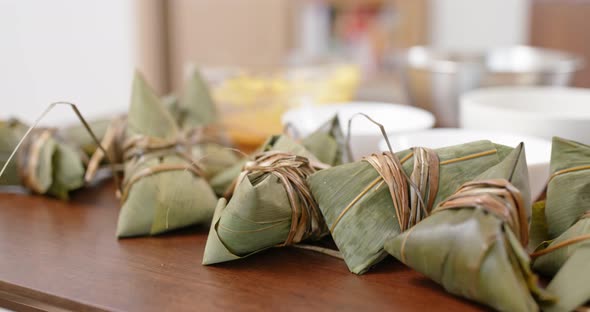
[
  {"xmin": 460, "ymin": 87, "xmax": 590, "ymax": 144},
  {"xmin": 378, "ymin": 128, "xmax": 552, "ymax": 201},
  {"xmin": 281, "ymin": 102, "xmax": 435, "ymax": 160}
]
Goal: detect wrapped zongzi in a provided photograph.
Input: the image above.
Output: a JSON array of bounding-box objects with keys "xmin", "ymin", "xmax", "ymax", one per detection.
[
  {"xmin": 0, "ymin": 119, "xmax": 85, "ymax": 199},
  {"xmin": 530, "ymin": 137, "xmax": 590, "ymax": 312},
  {"xmin": 60, "ymin": 118, "xmax": 112, "ymax": 157},
  {"xmin": 293, "ymin": 115, "xmax": 348, "ymax": 166},
  {"xmin": 545, "ymin": 137, "xmax": 590, "ymax": 239},
  {"xmin": 531, "ymin": 213, "xmax": 590, "ymax": 312},
  {"xmin": 81, "ymin": 68, "xmax": 237, "ymax": 182},
  {"xmin": 203, "ymin": 145, "xmax": 330, "ymax": 265},
  {"xmin": 385, "ymin": 145, "xmax": 554, "ymax": 311},
  {"xmin": 209, "ymin": 116, "xmax": 347, "ymax": 196},
  {"xmin": 116, "ymin": 72, "xmax": 217, "ymax": 237},
  {"xmin": 175, "ymin": 69, "xmax": 240, "ymax": 178},
  {"xmin": 308, "ymin": 140, "xmax": 513, "ymax": 274}
]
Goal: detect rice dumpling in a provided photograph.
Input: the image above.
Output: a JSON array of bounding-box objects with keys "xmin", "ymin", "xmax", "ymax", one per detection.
[
  {"xmin": 175, "ymin": 68, "xmax": 240, "ymax": 178},
  {"xmin": 529, "ymin": 137, "xmax": 590, "ymax": 312},
  {"xmin": 533, "ymin": 212, "xmax": 590, "ymax": 275},
  {"xmin": 0, "ymin": 119, "xmax": 84, "ymax": 199},
  {"xmin": 203, "ymin": 147, "xmax": 329, "ymax": 265},
  {"xmin": 385, "ymin": 145, "xmax": 555, "ymax": 312},
  {"xmin": 530, "ymin": 213, "xmax": 590, "ymax": 312},
  {"xmin": 116, "ymin": 72, "xmax": 217, "ymax": 237},
  {"xmin": 294, "ymin": 115, "xmax": 348, "ymax": 166},
  {"xmin": 60, "ymin": 118, "xmax": 112, "ymax": 157},
  {"xmin": 176, "ymin": 67, "xmax": 217, "ymax": 127},
  {"xmin": 209, "ymin": 115, "xmax": 348, "ymax": 196},
  {"xmin": 82, "ymin": 68, "xmax": 236, "ymax": 182},
  {"xmin": 308, "ymin": 140, "xmax": 513, "ymax": 274},
  {"xmin": 545, "ymin": 137, "xmax": 590, "ymax": 239}
]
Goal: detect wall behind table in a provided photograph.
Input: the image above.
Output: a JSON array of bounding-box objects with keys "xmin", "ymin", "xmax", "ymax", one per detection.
[
  {"xmin": 430, "ymin": 0, "xmax": 529, "ymax": 51},
  {"xmin": 0, "ymin": 0, "xmax": 137, "ymax": 126},
  {"xmin": 531, "ymin": 0, "xmax": 590, "ymax": 88},
  {"xmin": 164, "ymin": 0, "xmax": 296, "ymax": 91}
]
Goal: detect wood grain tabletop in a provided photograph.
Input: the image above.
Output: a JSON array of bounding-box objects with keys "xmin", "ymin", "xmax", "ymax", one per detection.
[{"xmin": 0, "ymin": 181, "xmax": 487, "ymax": 311}]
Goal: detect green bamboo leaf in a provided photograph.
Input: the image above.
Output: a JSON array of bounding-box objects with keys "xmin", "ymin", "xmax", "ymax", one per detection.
[
  {"xmin": 191, "ymin": 143, "xmax": 240, "ymax": 179},
  {"xmin": 0, "ymin": 120, "xmax": 27, "ymax": 186},
  {"xmin": 209, "ymin": 135, "xmax": 292, "ymax": 196},
  {"xmin": 46, "ymin": 141, "xmax": 85, "ymax": 200},
  {"xmin": 385, "ymin": 145, "xmax": 555, "ymax": 311},
  {"xmin": 203, "ymin": 172, "xmax": 292, "ymax": 264},
  {"xmin": 545, "ymin": 137, "xmax": 590, "ymax": 239},
  {"xmin": 126, "ymin": 71, "xmax": 178, "ymax": 140},
  {"xmin": 60, "ymin": 93, "xmax": 182, "ymax": 160},
  {"xmin": 529, "ymin": 200, "xmax": 550, "ymax": 251},
  {"xmin": 60, "ymin": 119, "xmax": 111, "ymax": 157},
  {"xmin": 203, "ymin": 198, "xmax": 245, "ymax": 264},
  {"xmin": 534, "ymin": 217, "xmax": 590, "ymax": 276},
  {"xmin": 203, "ymin": 145, "xmax": 326, "ymax": 264},
  {"xmin": 162, "ymin": 94, "xmax": 182, "ymax": 124},
  {"xmin": 179, "ymin": 68, "xmax": 217, "ymax": 127},
  {"xmin": 531, "ymin": 137, "xmax": 590, "ymax": 311},
  {"xmin": 309, "ymin": 140, "xmax": 509, "ymax": 274},
  {"xmin": 209, "ymin": 160, "xmax": 247, "ymax": 196},
  {"xmin": 117, "ymin": 72, "xmax": 217, "ymax": 237},
  {"xmin": 533, "ymin": 228, "xmax": 590, "ymax": 312},
  {"xmin": 542, "ymin": 244, "xmax": 590, "ymax": 312},
  {"xmin": 175, "ymin": 67, "xmax": 241, "ymax": 178},
  {"xmin": 1, "ymin": 119, "xmax": 85, "ymax": 198},
  {"xmin": 208, "ymin": 118, "xmax": 349, "ymax": 197},
  {"xmin": 300, "ymin": 115, "xmax": 348, "ymax": 165},
  {"xmin": 28, "ymin": 134, "xmax": 56, "ymax": 194}
]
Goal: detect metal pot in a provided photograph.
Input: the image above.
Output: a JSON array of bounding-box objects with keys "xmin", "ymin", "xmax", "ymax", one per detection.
[{"xmin": 399, "ymin": 46, "xmax": 584, "ymax": 127}]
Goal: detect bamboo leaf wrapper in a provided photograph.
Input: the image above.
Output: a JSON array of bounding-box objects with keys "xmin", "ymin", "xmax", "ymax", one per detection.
[
  {"xmin": 177, "ymin": 69, "xmax": 239, "ymax": 178},
  {"xmin": 0, "ymin": 119, "xmax": 84, "ymax": 199},
  {"xmin": 533, "ymin": 215, "xmax": 590, "ymax": 312},
  {"xmin": 203, "ymin": 145, "xmax": 328, "ymax": 265},
  {"xmin": 308, "ymin": 140, "xmax": 512, "ymax": 274},
  {"xmin": 116, "ymin": 72, "xmax": 217, "ymax": 237},
  {"xmin": 385, "ymin": 145, "xmax": 555, "ymax": 311},
  {"xmin": 530, "ymin": 137, "xmax": 590, "ymax": 312},
  {"xmin": 545, "ymin": 137, "xmax": 590, "ymax": 239},
  {"xmin": 209, "ymin": 116, "xmax": 347, "ymax": 196}
]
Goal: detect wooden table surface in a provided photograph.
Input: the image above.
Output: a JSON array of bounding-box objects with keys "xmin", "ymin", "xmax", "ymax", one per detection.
[{"xmin": 0, "ymin": 181, "xmax": 487, "ymax": 312}]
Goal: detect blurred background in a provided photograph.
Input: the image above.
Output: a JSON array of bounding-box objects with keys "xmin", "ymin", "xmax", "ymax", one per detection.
[{"xmin": 0, "ymin": 0, "xmax": 588, "ymax": 125}]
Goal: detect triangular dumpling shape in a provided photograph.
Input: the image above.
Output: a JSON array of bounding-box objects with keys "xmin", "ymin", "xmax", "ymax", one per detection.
[
  {"xmin": 117, "ymin": 71, "xmax": 217, "ymax": 237},
  {"xmin": 385, "ymin": 145, "xmax": 554, "ymax": 311}
]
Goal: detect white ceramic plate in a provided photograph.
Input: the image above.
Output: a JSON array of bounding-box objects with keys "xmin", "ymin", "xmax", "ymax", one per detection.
[
  {"xmin": 460, "ymin": 87, "xmax": 590, "ymax": 144},
  {"xmin": 378, "ymin": 128, "xmax": 552, "ymax": 201},
  {"xmin": 281, "ymin": 102, "xmax": 435, "ymax": 160}
]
